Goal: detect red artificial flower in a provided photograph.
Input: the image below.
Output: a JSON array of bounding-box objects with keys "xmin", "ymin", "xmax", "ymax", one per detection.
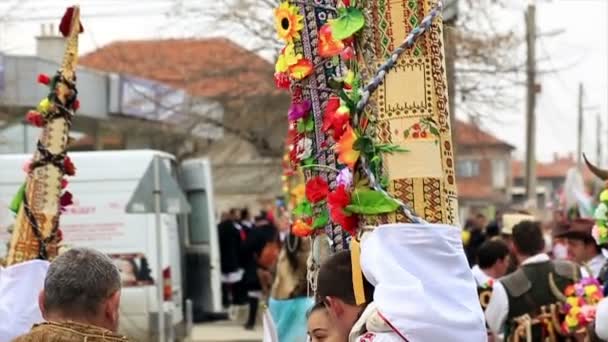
[
  {"xmin": 63, "ymin": 156, "xmax": 76, "ymax": 176},
  {"xmin": 25, "ymin": 111, "xmax": 44, "ymax": 127},
  {"xmin": 328, "ymin": 184, "xmax": 358, "ymax": 236},
  {"xmin": 37, "ymin": 73, "xmax": 51, "ymax": 85},
  {"xmin": 60, "ymin": 191, "xmax": 73, "ymax": 208},
  {"xmin": 72, "ymin": 99, "xmax": 80, "ymax": 111},
  {"xmin": 305, "ymin": 176, "xmax": 329, "ymax": 203},
  {"xmin": 59, "ymin": 6, "xmax": 84, "ymax": 37},
  {"xmin": 340, "ymin": 46, "xmax": 355, "ymax": 60},
  {"xmin": 274, "ymin": 73, "xmax": 291, "ymax": 90},
  {"xmin": 61, "ymin": 178, "xmax": 68, "ymax": 189},
  {"xmin": 322, "ymin": 97, "xmax": 350, "ymax": 140}
]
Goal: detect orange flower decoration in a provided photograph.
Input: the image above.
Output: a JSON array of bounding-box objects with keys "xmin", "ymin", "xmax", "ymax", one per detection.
[
  {"xmin": 292, "ymin": 219, "xmax": 313, "ymax": 237},
  {"xmin": 289, "ymin": 59, "xmax": 314, "ymax": 80},
  {"xmin": 322, "ymin": 96, "xmax": 350, "ymax": 140},
  {"xmin": 335, "ymin": 124, "xmax": 359, "ymax": 169},
  {"xmin": 318, "ymin": 23, "xmax": 345, "ymax": 57}
]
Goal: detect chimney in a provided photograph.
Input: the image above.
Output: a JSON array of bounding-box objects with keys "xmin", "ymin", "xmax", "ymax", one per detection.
[{"xmin": 35, "ymin": 23, "xmax": 66, "ymax": 64}]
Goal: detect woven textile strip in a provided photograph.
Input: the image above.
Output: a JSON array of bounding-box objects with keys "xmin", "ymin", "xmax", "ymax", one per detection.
[
  {"xmin": 360, "ymin": 0, "xmax": 459, "ymax": 227},
  {"xmin": 298, "ymin": 0, "xmax": 351, "ymax": 251}
]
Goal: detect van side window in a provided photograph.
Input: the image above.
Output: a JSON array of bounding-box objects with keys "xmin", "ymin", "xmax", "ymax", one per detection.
[{"xmin": 187, "ymin": 190, "xmax": 210, "ymax": 244}]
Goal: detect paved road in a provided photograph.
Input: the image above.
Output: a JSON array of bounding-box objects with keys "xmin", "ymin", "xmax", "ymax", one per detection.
[{"xmin": 191, "ymin": 321, "xmax": 262, "ymax": 342}]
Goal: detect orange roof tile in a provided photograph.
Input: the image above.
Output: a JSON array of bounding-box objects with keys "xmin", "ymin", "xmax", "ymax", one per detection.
[
  {"xmin": 511, "ymin": 156, "xmax": 596, "ymax": 181},
  {"xmin": 454, "ymin": 120, "xmax": 514, "ymax": 149},
  {"xmin": 80, "ymin": 38, "xmax": 277, "ymax": 98}
]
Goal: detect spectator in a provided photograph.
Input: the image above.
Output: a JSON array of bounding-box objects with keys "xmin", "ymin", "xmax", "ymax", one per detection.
[
  {"xmin": 13, "ymin": 248, "xmax": 129, "ymax": 341},
  {"xmin": 241, "ymin": 214, "xmax": 279, "ymax": 330},
  {"xmin": 218, "ymin": 208, "xmax": 243, "ymax": 308},
  {"xmin": 555, "ymin": 218, "xmax": 607, "ymax": 278},
  {"xmin": 472, "ymin": 239, "xmax": 510, "ymax": 286},
  {"xmin": 465, "ymin": 213, "xmax": 488, "ymax": 266}
]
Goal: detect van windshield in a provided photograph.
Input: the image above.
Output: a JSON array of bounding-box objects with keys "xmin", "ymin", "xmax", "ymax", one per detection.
[{"xmin": 187, "ymin": 190, "xmax": 210, "ymax": 244}]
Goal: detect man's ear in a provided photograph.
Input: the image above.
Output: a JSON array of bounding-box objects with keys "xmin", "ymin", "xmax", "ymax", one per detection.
[
  {"xmin": 325, "ymin": 296, "xmax": 344, "ymax": 318},
  {"xmin": 105, "ymin": 290, "xmax": 121, "ymax": 321},
  {"xmin": 38, "ymin": 290, "xmax": 48, "ymax": 319}
]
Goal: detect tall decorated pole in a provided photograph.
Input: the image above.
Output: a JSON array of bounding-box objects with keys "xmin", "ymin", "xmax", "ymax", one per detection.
[
  {"xmin": 273, "ymin": 0, "xmax": 458, "ymax": 295},
  {"xmin": 6, "ymin": 7, "xmax": 83, "ymax": 265}
]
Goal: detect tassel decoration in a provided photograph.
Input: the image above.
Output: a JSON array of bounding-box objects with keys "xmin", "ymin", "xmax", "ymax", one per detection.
[{"xmin": 59, "ymin": 6, "xmax": 84, "ymax": 37}]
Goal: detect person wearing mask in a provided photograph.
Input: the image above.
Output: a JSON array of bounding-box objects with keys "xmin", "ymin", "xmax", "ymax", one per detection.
[
  {"xmin": 13, "ymin": 247, "xmax": 129, "ymax": 341},
  {"xmin": 485, "ymin": 220, "xmax": 580, "ymax": 340},
  {"xmin": 555, "ymin": 218, "xmax": 607, "ymax": 278}
]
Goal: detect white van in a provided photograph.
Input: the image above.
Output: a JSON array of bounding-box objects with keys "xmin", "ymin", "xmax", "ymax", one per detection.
[{"xmin": 0, "ymin": 150, "xmax": 218, "ymax": 341}]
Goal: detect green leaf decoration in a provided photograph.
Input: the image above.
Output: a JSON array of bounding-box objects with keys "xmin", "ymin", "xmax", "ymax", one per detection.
[
  {"xmin": 303, "ymin": 157, "xmax": 316, "ymax": 166},
  {"xmin": 429, "ymin": 126, "xmax": 440, "ymax": 137},
  {"xmin": 329, "ymin": 7, "xmax": 365, "ymax": 40},
  {"xmin": 293, "ymin": 200, "xmax": 313, "ymax": 217},
  {"xmin": 376, "ymin": 144, "xmax": 409, "ymax": 154},
  {"xmin": 380, "ymin": 176, "xmax": 389, "ymax": 189},
  {"xmin": 338, "ymin": 90, "xmax": 355, "ymax": 113},
  {"xmin": 297, "ymin": 117, "xmax": 315, "ymax": 133},
  {"xmin": 353, "ymin": 136, "xmax": 375, "ymax": 154},
  {"xmin": 345, "ymin": 189, "xmax": 400, "ymax": 215},
  {"xmin": 9, "ymin": 182, "xmax": 26, "ymax": 214},
  {"xmin": 297, "ymin": 120, "xmax": 306, "ymax": 133},
  {"xmin": 312, "ymin": 210, "xmax": 329, "ymax": 229}
]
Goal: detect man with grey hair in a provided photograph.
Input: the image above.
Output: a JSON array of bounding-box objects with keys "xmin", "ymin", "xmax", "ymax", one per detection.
[{"xmin": 13, "ymin": 247, "xmax": 130, "ymax": 341}]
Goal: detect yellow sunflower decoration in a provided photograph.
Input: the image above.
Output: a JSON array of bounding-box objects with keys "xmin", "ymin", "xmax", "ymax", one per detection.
[{"xmin": 274, "ymin": 2, "xmax": 304, "ymax": 43}]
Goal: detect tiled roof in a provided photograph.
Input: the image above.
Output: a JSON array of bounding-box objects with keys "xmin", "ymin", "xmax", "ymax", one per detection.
[
  {"xmin": 80, "ymin": 38, "xmax": 277, "ymax": 98},
  {"xmin": 454, "ymin": 120, "xmax": 515, "ymax": 149},
  {"xmin": 512, "ymin": 156, "xmax": 596, "ymax": 181}
]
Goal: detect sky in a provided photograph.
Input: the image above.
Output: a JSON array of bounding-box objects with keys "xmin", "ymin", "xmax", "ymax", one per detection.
[{"xmin": 0, "ymin": 0, "xmax": 607, "ymax": 163}]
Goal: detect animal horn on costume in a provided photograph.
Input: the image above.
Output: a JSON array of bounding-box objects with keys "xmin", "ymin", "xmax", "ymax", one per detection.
[{"xmin": 583, "ymin": 153, "xmax": 608, "ymax": 181}]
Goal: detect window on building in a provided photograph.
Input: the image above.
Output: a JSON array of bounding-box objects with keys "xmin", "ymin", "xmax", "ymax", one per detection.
[
  {"xmin": 456, "ymin": 159, "xmax": 480, "ymax": 178},
  {"xmin": 492, "ymin": 159, "xmax": 507, "ymax": 188}
]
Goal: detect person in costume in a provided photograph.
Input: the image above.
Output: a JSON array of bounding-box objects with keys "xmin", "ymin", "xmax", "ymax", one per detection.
[
  {"xmin": 316, "ymin": 225, "xmax": 487, "ymax": 342},
  {"xmin": 13, "ymin": 247, "xmax": 130, "ymax": 342},
  {"xmin": 485, "ymin": 220, "xmax": 580, "ymax": 340},
  {"xmin": 268, "ymin": 233, "xmax": 313, "ymax": 342},
  {"xmin": 554, "ymin": 218, "xmax": 606, "ymax": 278}
]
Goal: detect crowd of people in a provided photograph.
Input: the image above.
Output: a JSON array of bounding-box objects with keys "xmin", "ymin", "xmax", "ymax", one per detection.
[{"xmin": 217, "ymin": 207, "xmax": 286, "ymax": 330}]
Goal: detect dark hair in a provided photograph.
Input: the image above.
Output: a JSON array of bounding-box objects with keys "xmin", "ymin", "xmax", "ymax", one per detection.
[
  {"xmin": 285, "ymin": 234, "xmax": 301, "ymax": 271},
  {"xmin": 512, "ymin": 220, "xmax": 545, "ymax": 256},
  {"xmin": 316, "ymin": 250, "xmax": 374, "ymax": 306},
  {"xmin": 477, "ymin": 239, "xmax": 510, "ymax": 269},
  {"xmin": 306, "ymin": 301, "xmax": 326, "ymax": 319},
  {"xmin": 240, "ymin": 208, "xmax": 250, "ymax": 221}
]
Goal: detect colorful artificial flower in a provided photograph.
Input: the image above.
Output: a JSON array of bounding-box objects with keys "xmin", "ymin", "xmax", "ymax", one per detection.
[
  {"xmin": 305, "ymin": 176, "xmax": 329, "ymax": 203},
  {"xmin": 63, "ymin": 156, "xmax": 76, "ymax": 176},
  {"xmin": 318, "ymin": 23, "xmax": 345, "ymax": 57},
  {"xmin": 61, "ymin": 178, "xmax": 68, "ymax": 189},
  {"xmin": 25, "ymin": 111, "xmax": 44, "ymax": 127},
  {"xmin": 291, "ymin": 184, "xmax": 306, "ymax": 203},
  {"xmin": 274, "ymin": 2, "xmax": 304, "ymax": 43},
  {"xmin": 289, "ymin": 59, "xmax": 314, "ymax": 80},
  {"xmin": 336, "ymin": 124, "xmax": 360, "ymax": 169},
  {"xmin": 37, "ymin": 73, "xmax": 51, "ymax": 85},
  {"xmin": 292, "ymin": 219, "xmax": 313, "ymax": 237},
  {"xmin": 60, "ymin": 191, "xmax": 73, "ymax": 209},
  {"xmin": 340, "ymin": 46, "xmax": 355, "ymax": 60},
  {"xmin": 336, "ymin": 168, "xmax": 353, "ymax": 188},
  {"xmin": 73, "ymin": 99, "xmax": 80, "ymax": 111},
  {"xmin": 22, "ymin": 160, "xmax": 32, "ymax": 174},
  {"xmin": 323, "ymin": 96, "xmax": 350, "ymax": 140},
  {"xmin": 275, "ymin": 43, "xmax": 301, "ymax": 73},
  {"xmin": 328, "ymin": 184, "xmax": 357, "ymax": 235},
  {"xmin": 274, "ymin": 72, "xmax": 291, "ymax": 90},
  {"xmin": 296, "ymin": 137, "xmax": 312, "ymax": 160},
  {"xmin": 37, "ymin": 98, "xmax": 52, "ymax": 114},
  {"xmin": 288, "ymin": 100, "xmax": 311, "ymax": 121}
]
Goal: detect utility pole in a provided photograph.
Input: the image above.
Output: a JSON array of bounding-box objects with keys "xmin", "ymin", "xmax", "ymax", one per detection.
[
  {"xmin": 577, "ymin": 83, "xmax": 583, "ymax": 169},
  {"xmin": 524, "ymin": 3, "xmax": 537, "ymax": 208}
]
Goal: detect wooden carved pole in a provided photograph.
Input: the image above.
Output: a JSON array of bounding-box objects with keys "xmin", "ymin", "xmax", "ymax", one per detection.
[{"xmin": 6, "ymin": 7, "xmax": 83, "ymax": 265}]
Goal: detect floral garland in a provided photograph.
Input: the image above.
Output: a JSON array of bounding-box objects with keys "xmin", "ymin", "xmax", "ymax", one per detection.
[
  {"xmin": 561, "ymin": 277, "xmax": 604, "ymax": 334},
  {"xmin": 274, "ymin": 0, "xmax": 440, "ymax": 238},
  {"xmin": 592, "ymin": 187, "xmax": 608, "ymax": 246}
]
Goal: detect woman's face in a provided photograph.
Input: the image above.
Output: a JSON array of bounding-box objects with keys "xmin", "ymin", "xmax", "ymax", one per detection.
[{"xmin": 308, "ymin": 309, "xmax": 346, "ymax": 342}]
